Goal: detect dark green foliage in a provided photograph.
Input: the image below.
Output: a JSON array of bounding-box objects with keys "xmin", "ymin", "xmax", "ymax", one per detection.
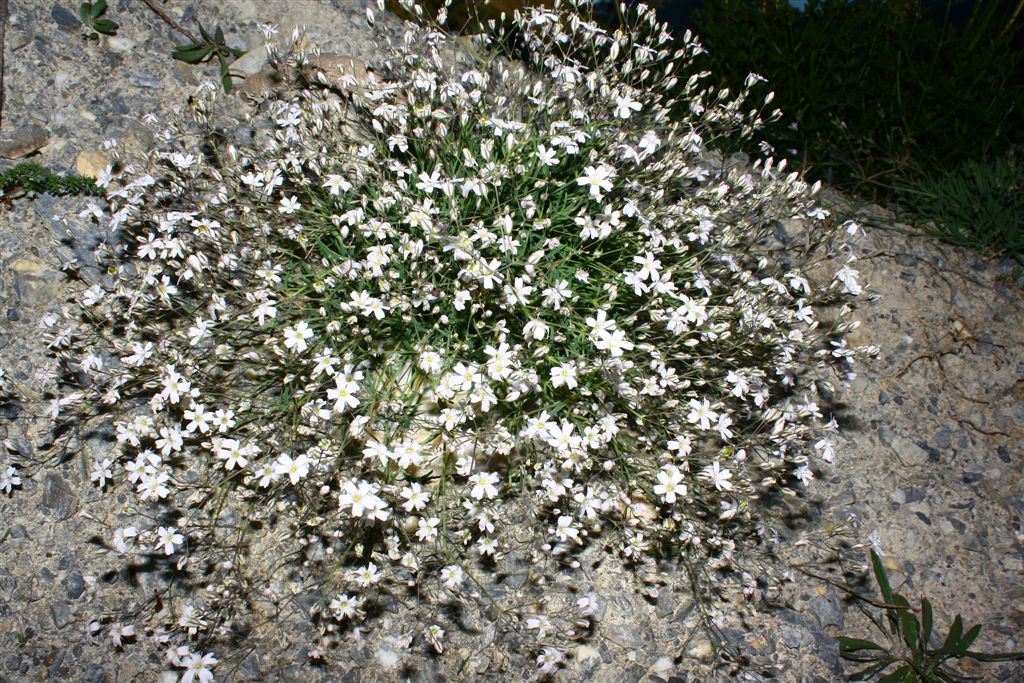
[
  {"xmin": 838, "ymin": 550, "xmax": 1024, "ymax": 681},
  {"xmin": 692, "ymin": 0, "xmax": 1024, "ymax": 188},
  {"xmin": 895, "ymin": 154, "xmax": 1024, "ymax": 261},
  {"xmin": 172, "ymin": 24, "xmax": 247, "ymax": 94},
  {"xmin": 691, "ymin": 0, "xmax": 1024, "ymax": 260},
  {"xmin": 79, "ymin": 0, "xmax": 118, "ymax": 37},
  {"xmin": 0, "ymin": 162, "xmax": 103, "ymax": 197}
]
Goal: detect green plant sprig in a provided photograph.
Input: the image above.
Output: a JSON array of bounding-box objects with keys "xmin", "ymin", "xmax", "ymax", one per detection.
[
  {"xmin": 79, "ymin": 0, "xmax": 118, "ymax": 37},
  {"xmin": 837, "ymin": 550, "xmax": 1024, "ymax": 681},
  {"xmin": 172, "ymin": 24, "xmax": 246, "ymax": 94},
  {"xmin": 0, "ymin": 162, "xmax": 103, "ymax": 197}
]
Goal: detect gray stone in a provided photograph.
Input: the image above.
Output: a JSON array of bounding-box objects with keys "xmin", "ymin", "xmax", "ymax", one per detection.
[
  {"xmin": 49, "ymin": 601, "xmax": 73, "ymax": 629},
  {"xmin": 808, "ymin": 590, "xmax": 844, "ymax": 630},
  {"xmin": 50, "ymin": 4, "xmax": 80, "ymax": 30},
  {"xmin": 41, "ymin": 473, "xmax": 79, "ymax": 520},
  {"xmin": 0, "ymin": 124, "xmax": 50, "ymax": 159},
  {"xmin": 81, "ymin": 664, "xmax": 108, "ymax": 683},
  {"xmin": 8, "ymin": 31, "xmax": 32, "ymax": 52},
  {"xmin": 64, "ymin": 571, "xmax": 86, "ymax": 600},
  {"xmin": 780, "ymin": 623, "xmax": 813, "ymax": 649},
  {"xmin": 605, "ymin": 623, "xmax": 647, "ymax": 649},
  {"xmin": 238, "ymin": 652, "xmax": 261, "ymax": 679},
  {"xmin": 12, "ymin": 258, "xmax": 62, "ymax": 308},
  {"xmin": 889, "ymin": 435, "xmax": 929, "ymax": 466},
  {"xmin": 128, "ymin": 73, "xmax": 163, "ymax": 89}
]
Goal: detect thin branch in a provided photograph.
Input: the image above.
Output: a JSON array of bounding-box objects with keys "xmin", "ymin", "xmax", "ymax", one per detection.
[
  {"xmin": 137, "ymin": 0, "xmax": 198, "ymax": 44},
  {"xmin": 0, "ymin": 0, "xmax": 8, "ymax": 131}
]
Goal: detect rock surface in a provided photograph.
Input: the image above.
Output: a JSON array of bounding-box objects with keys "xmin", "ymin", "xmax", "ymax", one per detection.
[{"xmin": 1, "ymin": 1, "xmax": 1023, "ymax": 682}]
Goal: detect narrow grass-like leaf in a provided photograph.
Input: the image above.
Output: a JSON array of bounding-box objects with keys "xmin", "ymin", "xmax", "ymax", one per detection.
[
  {"xmin": 921, "ymin": 597, "xmax": 933, "ymax": 651},
  {"xmin": 850, "ymin": 658, "xmax": 897, "ymax": 681},
  {"xmin": 954, "ymin": 623, "xmax": 982, "ymax": 655},
  {"xmin": 878, "ymin": 664, "xmax": 915, "ymax": 683},
  {"xmin": 942, "ymin": 615, "xmax": 964, "ymax": 654}
]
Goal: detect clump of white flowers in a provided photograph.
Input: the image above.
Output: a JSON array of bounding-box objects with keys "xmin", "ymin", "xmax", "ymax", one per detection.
[{"xmin": 52, "ymin": 0, "xmax": 873, "ymax": 675}]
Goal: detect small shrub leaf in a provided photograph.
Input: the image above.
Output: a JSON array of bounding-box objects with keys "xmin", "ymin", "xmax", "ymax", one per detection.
[
  {"xmin": 92, "ymin": 19, "xmax": 118, "ymax": 34},
  {"xmin": 850, "ymin": 659, "xmax": 898, "ymax": 681},
  {"xmin": 955, "ymin": 624, "xmax": 982, "ymax": 655},
  {"xmin": 942, "ymin": 615, "xmax": 964, "ymax": 653},
  {"xmin": 173, "ymin": 45, "xmax": 213, "ymax": 64},
  {"xmin": 963, "ymin": 650, "xmax": 1024, "ymax": 662},
  {"xmin": 838, "ymin": 636, "xmax": 887, "ymax": 654},
  {"xmin": 878, "ymin": 665, "xmax": 915, "ymax": 683},
  {"xmin": 871, "ymin": 551, "xmax": 894, "ymax": 605}
]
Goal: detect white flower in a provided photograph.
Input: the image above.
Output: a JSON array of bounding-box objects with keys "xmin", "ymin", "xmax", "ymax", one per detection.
[
  {"xmin": 112, "ymin": 526, "xmax": 138, "ymax": 553},
  {"xmin": 653, "ymin": 465, "xmax": 686, "ymax": 503},
  {"xmin": 834, "ymin": 264, "xmax": 863, "ymax": 295},
  {"xmin": 339, "ymin": 479, "xmax": 390, "ymax": 520},
  {"xmin": 155, "ymin": 526, "xmax": 184, "ymax": 555},
  {"xmin": 274, "ymin": 453, "xmax": 310, "ymax": 485},
  {"xmin": 686, "ymin": 398, "xmax": 718, "ymax": 430},
  {"xmin": 536, "ymin": 144, "xmax": 559, "ymax": 166},
  {"xmin": 613, "ymin": 93, "xmax": 642, "ymax": 119},
  {"xmin": 278, "ymin": 196, "xmax": 301, "ymax": 214},
  {"xmin": 183, "ymin": 404, "xmax": 213, "ymax": 433},
  {"xmin": 700, "ymin": 461, "xmax": 733, "ymax": 491},
  {"xmin": 90, "ymin": 458, "xmax": 114, "ymax": 488},
  {"xmin": 553, "ymin": 515, "xmax": 579, "ymax": 542},
  {"xmin": 593, "ymin": 328, "xmax": 634, "ymax": 357},
  {"xmin": 468, "ymin": 471, "xmax": 500, "ymax": 500},
  {"xmin": 109, "ymin": 622, "xmax": 135, "ymax": 647},
  {"xmin": 549, "ymin": 362, "xmax": 578, "ymax": 389},
  {"xmin": 537, "ymin": 647, "xmax": 564, "ymax": 675},
  {"xmin": 282, "ymin": 321, "xmax": 314, "ymax": 353},
  {"xmin": 416, "ymin": 516, "xmax": 440, "ymax": 542},
  {"xmin": 575, "ymin": 164, "xmax": 615, "ymax": 201},
  {"xmin": 327, "ymin": 377, "xmax": 360, "ymax": 413},
  {"xmin": 794, "ymin": 465, "xmax": 814, "ymax": 486},
  {"xmin": 425, "ymin": 624, "xmax": 445, "ymax": 653},
  {"xmin": 523, "ymin": 319, "xmax": 549, "ymax": 340},
  {"xmin": 329, "ymin": 594, "xmax": 362, "ymax": 620},
  {"xmin": 323, "ymin": 175, "xmax": 352, "ymax": 195},
  {"xmin": 351, "ymin": 562, "xmax": 382, "ymax": 587},
  {"xmin": 179, "ymin": 651, "xmax": 218, "ymax": 683},
  {"xmin": 400, "ymin": 482, "xmax": 431, "ymax": 512},
  {"xmin": 638, "ymin": 131, "xmax": 661, "ymax": 155},
  {"xmin": 440, "ymin": 564, "xmax": 464, "ymax": 589}
]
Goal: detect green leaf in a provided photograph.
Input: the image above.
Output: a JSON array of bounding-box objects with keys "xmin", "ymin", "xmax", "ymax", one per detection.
[
  {"xmin": 878, "ymin": 664, "xmax": 915, "ymax": 683},
  {"xmin": 80, "ymin": 3, "xmax": 92, "ymax": 25},
  {"xmin": 199, "ymin": 23, "xmax": 214, "ymax": 44},
  {"xmin": 92, "ymin": 18, "xmax": 118, "ymax": 35},
  {"xmin": 173, "ymin": 45, "xmax": 213, "ymax": 64},
  {"xmin": 871, "ymin": 551, "xmax": 895, "ymax": 605},
  {"xmin": 921, "ymin": 597, "xmax": 933, "ymax": 650},
  {"xmin": 894, "ymin": 595, "xmax": 919, "ymax": 653},
  {"xmin": 941, "ymin": 615, "xmax": 964, "ymax": 654},
  {"xmin": 850, "ymin": 658, "xmax": 897, "ymax": 681},
  {"xmin": 954, "ymin": 624, "xmax": 982, "ymax": 655},
  {"xmin": 215, "ymin": 26, "xmax": 226, "ymax": 45},
  {"xmin": 221, "ymin": 72, "xmax": 234, "ymax": 94},
  {"xmin": 839, "ymin": 636, "xmax": 887, "ymax": 655},
  {"xmin": 963, "ymin": 649, "xmax": 1024, "ymax": 662},
  {"xmin": 92, "ymin": 0, "xmax": 107, "ymax": 18}
]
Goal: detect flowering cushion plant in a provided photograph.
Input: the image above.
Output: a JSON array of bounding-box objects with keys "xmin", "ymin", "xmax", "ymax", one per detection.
[{"xmin": 50, "ymin": 0, "xmax": 874, "ymax": 675}]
